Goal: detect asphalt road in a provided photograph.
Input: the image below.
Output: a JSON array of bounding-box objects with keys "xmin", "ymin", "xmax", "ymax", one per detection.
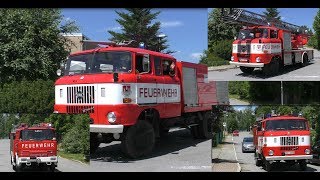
[
  {"xmin": 0, "ymin": 139, "xmax": 90, "ymax": 172},
  {"xmin": 208, "ymin": 48, "xmax": 320, "ymax": 81},
  {"xmin": 234, "ymin": 131, "xmax": 320, "ymax": 172},
  {"xmin": 90, "ymin": 128, "xmax": 212, "ymax": 172}
]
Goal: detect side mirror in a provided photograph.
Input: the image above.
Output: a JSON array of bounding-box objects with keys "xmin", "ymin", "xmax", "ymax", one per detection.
[
  {"xmin": 234, "ymin": 36, "xmax": 237, "ymax": 40},
  {"xmin": 52, "ymin": 137, "xmax": 56, "ymax": 141},
  {"xmin": 142, "ymin": 54, "xmax": 150, "ymax": 73},
  {"xmin": 56, "ymin": 69, "xmax": 62, "ymax": 76}
]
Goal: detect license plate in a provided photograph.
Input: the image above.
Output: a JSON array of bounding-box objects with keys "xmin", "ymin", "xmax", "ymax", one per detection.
[
  {"xmin": 285, "ymin": 151, "xmax": 295, "ymax": 155},
  {"xmin": 239, "ymin": 58, "xmax": 248, "ymax": 62}
]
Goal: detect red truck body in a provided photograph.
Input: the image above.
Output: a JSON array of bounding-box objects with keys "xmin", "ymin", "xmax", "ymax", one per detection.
[
  {"xmin": 10, "ymin": 123, "xmax": 57, "ymax": 171},
  {"xmin": 253, "ymin": 115, "xmax": 312, "ymax": 171},
  {"xmin": 54, "ymin": 45, "xmax": 229, "ymax": 158}
]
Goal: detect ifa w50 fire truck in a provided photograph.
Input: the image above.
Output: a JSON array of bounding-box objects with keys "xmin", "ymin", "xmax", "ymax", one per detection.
[
  {"xmin": 54, "ymin": 41, "xmax": 229, "ymax": 158},
  {"xmin": 253, "ymin": 115, "xmax": 312, "ymax": 171},
  {"xmin": 10, "ymin": 123, "xmax": 58, "ymax": 171},
  {"xmin": 221, "ymin": 8, "xmax": 314, "ymax": 76}
]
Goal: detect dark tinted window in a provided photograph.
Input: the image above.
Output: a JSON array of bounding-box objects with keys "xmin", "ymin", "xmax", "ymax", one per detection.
[
  {"xmin": 265, "ymin": 120, "xmax": 307, "ymax": 131},
  {"xmin": 243, "ymin": 137, "xmax": 253, "ymax": 142},
  {"xmin": 21, "ymin": 129, "xmax": 55, "ymax": 141},
  {"xmin": 154, "ymin": 56, "xmax": 161, "ymax": 75}
]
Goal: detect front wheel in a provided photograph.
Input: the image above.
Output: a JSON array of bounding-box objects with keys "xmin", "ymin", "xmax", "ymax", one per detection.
[
  {"xmin": 299, "ymin": 160, "xmax": 307, "ymax": 171},
  {"xmin": 264, "ymin": 160, "xmax": 272, "ymax": 172},
  {"xmin": 240, "ymin": 66, "xmax": 254, "ymax": 74},
  {"xmin": 90, "ymin": 133, "xmax": 101, "ymax": 154},
  {"xmin": 121, "ymin": 120, "xmax": 155, "ymax": 158}
]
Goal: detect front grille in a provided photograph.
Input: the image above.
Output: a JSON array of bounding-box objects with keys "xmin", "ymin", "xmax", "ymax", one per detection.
[
  {"xmin": 67, "ymin": 86, "xmax": 95, "ymax": 104},
  {"xmin": 67, "ymin": 105, "xmax": 94, "ymax": 114},
  {"xmin": 280, "ymin": 136, "xmax": 299, "ymax": 146},
  {"xmin": 238, "ymin": 44, "xmax": 251, "ymax": 54},
  {"xmin": 280, "ymin": 146, "xmax": 299, "ymax": 151}
]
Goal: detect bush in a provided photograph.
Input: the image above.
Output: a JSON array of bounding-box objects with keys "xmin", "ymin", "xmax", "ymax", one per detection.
[
  {"xmin": 307, "ymin": 35, "xmax": 318, "ymax": 49},
  {"xmin": 60, "ymin": 114, "xmax": 90, "ymax": 155},
  {"xmin": 200, "ymin": 39, "xmax": 233, "ymax": 67}
]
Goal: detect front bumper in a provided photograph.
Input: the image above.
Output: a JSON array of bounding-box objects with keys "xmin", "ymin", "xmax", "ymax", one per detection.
[
  {"xmin": 90, "ymin": 124, "xmax": 124, "ymax": 134},
  {"xmin": 18, "ymin": 156, "xmax": 58, "ymax": 164},
  {"xmin": 230, "ymin": 61, "xmax": 264, "ymax": 68},
  {"xmin": 265, "ymin": 155, "xmax": 313, "ymax": 161}
]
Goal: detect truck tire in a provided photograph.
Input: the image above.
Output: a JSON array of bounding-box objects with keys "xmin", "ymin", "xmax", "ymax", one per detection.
[
  {"xmin": 121, "ymin": 120, "xmax": 155, "ymax": 158},
  {"xmin": 300, "ymin": 54, "xmax": 308, "ymax": 67},
  {"xmin": 191, "ymin": 125, "xmax": 201, "ymax": 139},
  {"xmin": 49, "ymin": 164, "xmax": 56, "ymax": 172},
  {"xmin": 240, "ymin": 67, "xmax": 254, "ymax": 74},
  {"xmin": 255, "ymin": 158, "xmax": 263, "ymax": 166},
  {"xmin": 12, "ymin": 165, "xmax": 16, "ymax": 171},
  {"xmin": 90, "ymin": 133, "xmax": 100, "ymax": 154},
  {"xmin": 263, "ymin": 58, "xmax": 279, "ymax": 76},
  {"xmin": 299, "ymin": 160, "xmax": 307, "ymax": 171},
  {"xmin": 198, "ymin": 111, "xmax": 214, "ymax": 139},
  {"xmin": 264, "ymin": 160, "xmax": 272, "ymax": 172}
]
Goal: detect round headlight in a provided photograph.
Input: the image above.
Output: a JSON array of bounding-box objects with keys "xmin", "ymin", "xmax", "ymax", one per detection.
[
  {"xmin": 107, "ymin": 112, "xmax": 117, "ymax": 123},
  {"xmin": 268, "ymin": 150, "xmax": 274, "ymax": 156},
  {"xmin": 256, "ymin": 57, "xmax": 261, "ymax": 62},
  {"xmin": 305, "ymin": 149, "xmax": 310, "ymax": 155},
  {"xmin": 231, "ymin": 56, "xmax": 235, "ymax": 61}
]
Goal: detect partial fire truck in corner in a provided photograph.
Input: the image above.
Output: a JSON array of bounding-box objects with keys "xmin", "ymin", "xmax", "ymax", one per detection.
[
  {"xmin": 253, "ymin": 115, "xmax": 312, "ymax": 171},
  {"xmin": 10, "ymin": 123, "xmax": 57, "ymax": 171},
  {"xmin": 54, "ymin": 41, "xmax": 229, "ymax": 158},
  {"xmin": 221, "ymin": 8, "xmax": 314, "ymax": 76}
]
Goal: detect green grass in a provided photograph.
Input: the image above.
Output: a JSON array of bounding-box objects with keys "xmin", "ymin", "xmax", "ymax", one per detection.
[{"xmin": 58, "ymin": 150, "xmax": 89, "ymax": 164}]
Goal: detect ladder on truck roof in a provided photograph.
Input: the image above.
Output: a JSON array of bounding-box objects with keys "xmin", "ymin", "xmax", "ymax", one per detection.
[{"xmin": 221, "ymin": 8, "xmax": 310, "ymax": 35}]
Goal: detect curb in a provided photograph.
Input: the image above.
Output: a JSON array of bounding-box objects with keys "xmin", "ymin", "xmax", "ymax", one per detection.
[
  {"xmin": 208, "ymin": 65, "xmax": 238, "ymax": 71},
  {"xmin": 231, "ymin": 136, "xmax": 241, "ymax": 172}
]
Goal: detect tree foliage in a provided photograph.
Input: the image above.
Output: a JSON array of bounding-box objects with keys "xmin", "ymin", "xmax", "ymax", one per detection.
[
  {"xmin": 108, "ymin": 8, "xmax": 172, "ymax": 53},
  {"xmin": 263, "ymin": 8, "xmax": 281, "ymax": 20},
  {"xmin": 0, "ymin": 9, "xmax": 78, "ymax": 84},
  {"xmin": 313, "ymin": 9, "xmax": 320, "ymax": 50}
]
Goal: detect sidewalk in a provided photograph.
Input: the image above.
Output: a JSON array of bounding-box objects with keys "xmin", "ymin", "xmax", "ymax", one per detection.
[
  {"xmin": 208, "ymin": 65, "xmax": 237, "ymax": 71},
  {"xmin": 212, "ymin": 135, "xmax": 241, "ymax": 172}
]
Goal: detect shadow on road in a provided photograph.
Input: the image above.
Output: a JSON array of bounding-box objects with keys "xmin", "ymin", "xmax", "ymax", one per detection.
[
  {"xmin": 265, "ymin": 162, "xmax": 317, "ymax": 172},
  {"xmin": 212, "ymin": 158, "xmax": 238, "ymax": 163},
  {"xmin": 235, "ymin": 63, "xmax": 314, "ymax": 79},
  {"xmin": 12, "ymin": 166, "xmax": 61, "ymax": 172},
  {"xmin": 90, "ymin": 128, "xmax": 208, "ymax": 163}
]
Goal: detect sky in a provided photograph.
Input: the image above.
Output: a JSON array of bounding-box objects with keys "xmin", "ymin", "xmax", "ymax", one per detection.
[
  {"xmin": 245, "ymin": 8, "xmax": 318, "ymax": 31},
  {"xmin": 62, "ymin": 9, "xmax": 208, "ymax": 63},
  {"xmin": 233, "ymin": 105, "xmax": 257, "ymax": 112}
]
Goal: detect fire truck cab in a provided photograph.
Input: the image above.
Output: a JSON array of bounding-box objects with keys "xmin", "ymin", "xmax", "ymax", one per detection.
[
  {"xmin": 10, "ymin": 123, "xmax": 58, "ymax": 172},
  {"xmin": 54, "ymin": 43, "xmax": 228, "ymax": 158},
  {"xmin": 221, "ymin": 8, "xmax": 314, "ymax": 76},
  {"xmin": 253, "ymin": 115, "xmax": 312, "ymax": 171}
]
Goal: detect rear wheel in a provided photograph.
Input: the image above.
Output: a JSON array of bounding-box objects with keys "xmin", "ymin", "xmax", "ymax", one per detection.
[
  {"xmin": 198, "ymin": 111, "xmax": 214, "ymax": 139},
  {"xmin": 240, "ymin": 66, "xmax": 254, "ymax": 74},
  {"xmin": 301, "ymin": 54, "xmax": 308, "ymax": 67},
  {"xmin": 121, "ymin": 120, "xmax": 155, "ymax": 158}
]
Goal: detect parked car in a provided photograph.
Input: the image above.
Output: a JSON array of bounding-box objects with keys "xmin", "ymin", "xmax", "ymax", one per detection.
[
  {"xmin": 242, "ymin": 136, "xmax": 255, "ymax": 153},
  {"xmin": 310, "ymin": 140, "xmax": 320, "ymax": 164},
  {"xmin": 232, "ymin": 130, "xmax": 239, "ymax": 136}
]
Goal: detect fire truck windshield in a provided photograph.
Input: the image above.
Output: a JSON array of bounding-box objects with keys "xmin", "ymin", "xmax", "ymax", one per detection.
[
  {"xmin": 237, "ymin": 28, "xmax": 269, "ymax": 40},
  {"xmin": 21, "ymin": 129, "xmax": 55, "ymax": 141},
  {"xmin": 65, "ymin": 51, "xmax": 132, "ymax": 75},
  {"xmin": 265, "ymin": 119, "xmax": 308, "ymax": 131}
]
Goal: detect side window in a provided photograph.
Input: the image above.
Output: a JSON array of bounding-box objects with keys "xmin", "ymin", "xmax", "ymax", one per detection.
[
  {"xmin": 135, "ymin": 54, "xmax": 150, "ymax": 73},
  {"xmin": 162, "ymin": 59, "xmax": 176, "ymax": 76},
  {"xmin": 270, "ymin": 30, "xmax": 277, "ymax": 39},
  {"xmin": 154, "ymin": 56, "xmax": 161, "ymax": 75}
]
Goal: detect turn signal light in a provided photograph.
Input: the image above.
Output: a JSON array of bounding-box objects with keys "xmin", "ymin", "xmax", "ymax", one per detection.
[{"xmin": 123, "ymin": 98, "xmax": 132, "ymax": 103}]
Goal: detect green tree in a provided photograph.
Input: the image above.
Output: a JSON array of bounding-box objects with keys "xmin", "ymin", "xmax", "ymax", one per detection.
[
  {"xmin": 0, "ymin": 9, "xmax": 78, "ymax": 84},
  {"xmin": 108, "ymin": 8, "xmax": 171, "ymax": 53},
  {"xmin": 263, "ymin": 8, "xmax": 281, "ymax": 20},
  {"xmin": 313, "ymin": 9, "xmax": 320, "ymax": 50}
]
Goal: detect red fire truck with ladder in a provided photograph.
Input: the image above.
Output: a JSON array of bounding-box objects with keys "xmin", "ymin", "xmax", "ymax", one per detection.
[
  {"xmin": 253, "ymin": 114, "xmax": 312, "ymax": 171},
  {"xmin": 10, "ymin": 123, "xmax": 58, "ymax": 172},
  {"xmin": 221, "ymin": 8, "xmax": 314, "ymax": 76},
  {"xmin": 54, "ymin": 41, "xmax": 229, "ymax": 158}
]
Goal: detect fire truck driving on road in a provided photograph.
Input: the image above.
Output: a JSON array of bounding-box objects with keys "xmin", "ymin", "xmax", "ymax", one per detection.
[
  {"xmin": 10, "ymin": 123, "xmax": 58, "ymax": 172},
  {"xmin": 221, "ymin": 8, "xmax": 314, "ymax": 76},
  {"xmin": 54, "ymin": 41, "xmax": 229, "ymax": 158},
  {"xmin": 253, "ymin": 115, "xmax": 312, "ymax": 171}
]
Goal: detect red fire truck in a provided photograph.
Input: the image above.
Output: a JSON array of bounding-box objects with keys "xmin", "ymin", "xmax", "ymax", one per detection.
[
  {"xmin": 10, "ymin": 123, "xmax": 58, "ymax": 171},
  {"xmin": 54, "ymin": 42, "xmax": 229, "ymax": 158},
  {"xmin": 221, "ymin": 8, "xmax": 314, "ymax": 76},
  {"xmin": 253, "ymin": 115, "xmax": 312, "ymax": 171}
]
